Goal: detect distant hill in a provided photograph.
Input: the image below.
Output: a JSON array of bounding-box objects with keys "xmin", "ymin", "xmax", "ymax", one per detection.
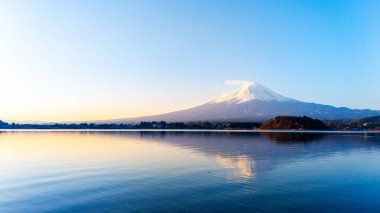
[
  {"xmin": 100, "ymin": 81, "xmax": 380, "ymax": 123},
  {"xmin": 352, "ymin": 115, "xmax": 380, "ymax": 125},
  {"xmin": 325, "ymin": 115, "xmax": 380, "ymax": 130},
  {"xmin": 260, "ymin": 116, "xmax": 329, "ymax": 130},
  {"xmin": 0, "ymin": 120, "xmax": 8, "ymax": 128},
  {"xmin": 351, "ymin": 115, "xmax": 380, "ymax": 130}
]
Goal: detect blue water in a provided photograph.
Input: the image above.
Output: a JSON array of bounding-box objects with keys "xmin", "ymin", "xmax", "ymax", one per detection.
[{"xmin": 0, "ymin": 131, "xmax": 380, "ymax": 212}]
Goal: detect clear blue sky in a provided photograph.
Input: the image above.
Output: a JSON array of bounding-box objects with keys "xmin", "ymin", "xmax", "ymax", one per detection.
[{"xmin": 0, "ymin": 0, "xmax": 379, "ymax": 122}]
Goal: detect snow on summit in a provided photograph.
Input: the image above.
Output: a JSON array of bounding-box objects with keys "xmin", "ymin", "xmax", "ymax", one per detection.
[{"xmin": 213, "ymin": 81, "xmax": 293, "ymax": 104}]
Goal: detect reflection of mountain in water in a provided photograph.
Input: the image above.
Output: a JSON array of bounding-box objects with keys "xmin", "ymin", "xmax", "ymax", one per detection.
[
  {"xmin": 215, "ymin": 154, "xmax": 254, "ymax": 178},
  {"xmin": 86, "ymin": 131, "xmax": 380, "ymax": 179}
]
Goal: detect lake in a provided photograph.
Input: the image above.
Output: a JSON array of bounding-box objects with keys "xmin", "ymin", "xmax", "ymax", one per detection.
[{"xmin": 1, "ymin": 130, "xmax": 380, "ymax": 212}]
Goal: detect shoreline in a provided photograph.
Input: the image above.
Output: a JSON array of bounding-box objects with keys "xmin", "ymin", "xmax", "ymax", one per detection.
[{"xmin": 0, "ymin": 129, "xmax": 379, "ymax": 133}]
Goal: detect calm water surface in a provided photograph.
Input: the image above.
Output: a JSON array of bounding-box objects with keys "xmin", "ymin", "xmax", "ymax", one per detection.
[{"xmin": 1, "ymin": 131, "xmax": 380, "ymax": 212}]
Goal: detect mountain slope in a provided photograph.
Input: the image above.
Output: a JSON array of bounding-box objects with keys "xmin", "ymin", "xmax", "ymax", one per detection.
[{"xmin": 102, "ymin": 81, "xmax": 380, "ymax": 123}]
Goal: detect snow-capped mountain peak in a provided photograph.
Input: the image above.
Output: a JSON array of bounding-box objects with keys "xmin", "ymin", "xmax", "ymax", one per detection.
[{"xmin": 212, "ymin": 81, "xmax": 293, "ymax": 104}]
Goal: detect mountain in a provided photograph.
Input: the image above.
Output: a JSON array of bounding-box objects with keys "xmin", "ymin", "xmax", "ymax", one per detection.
[{"xmin": 102, "ymin": 81, "xmax": 380, "ymax": 123}]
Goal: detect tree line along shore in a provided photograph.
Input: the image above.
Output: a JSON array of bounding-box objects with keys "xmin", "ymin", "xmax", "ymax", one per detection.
[{"xmin": 0, "ymin": 115, "xmax": 379, "ymax": 131}]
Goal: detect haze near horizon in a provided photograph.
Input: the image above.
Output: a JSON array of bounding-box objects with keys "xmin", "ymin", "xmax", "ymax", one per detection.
[{"xmin": 1, "ymin": 0, "xmax": 379, "ymax": 122}]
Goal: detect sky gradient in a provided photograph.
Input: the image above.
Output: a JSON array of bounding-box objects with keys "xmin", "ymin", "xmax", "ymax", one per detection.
[{"xmin": 1, "ymin": 0, "xmax": 379, "ymax": 122}]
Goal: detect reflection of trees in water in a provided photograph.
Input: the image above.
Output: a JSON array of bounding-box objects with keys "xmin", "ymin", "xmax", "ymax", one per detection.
[
  {"xmin": 137, "ymin": 131, "xmax": 260, "ymax": 140},
  {"xmin": 261, "ymin": 132, "xmax": 325, "ymax": 143},
  {"xmin": 69, "ymin": 131, "xmax": 380, "ymax": 145}
]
